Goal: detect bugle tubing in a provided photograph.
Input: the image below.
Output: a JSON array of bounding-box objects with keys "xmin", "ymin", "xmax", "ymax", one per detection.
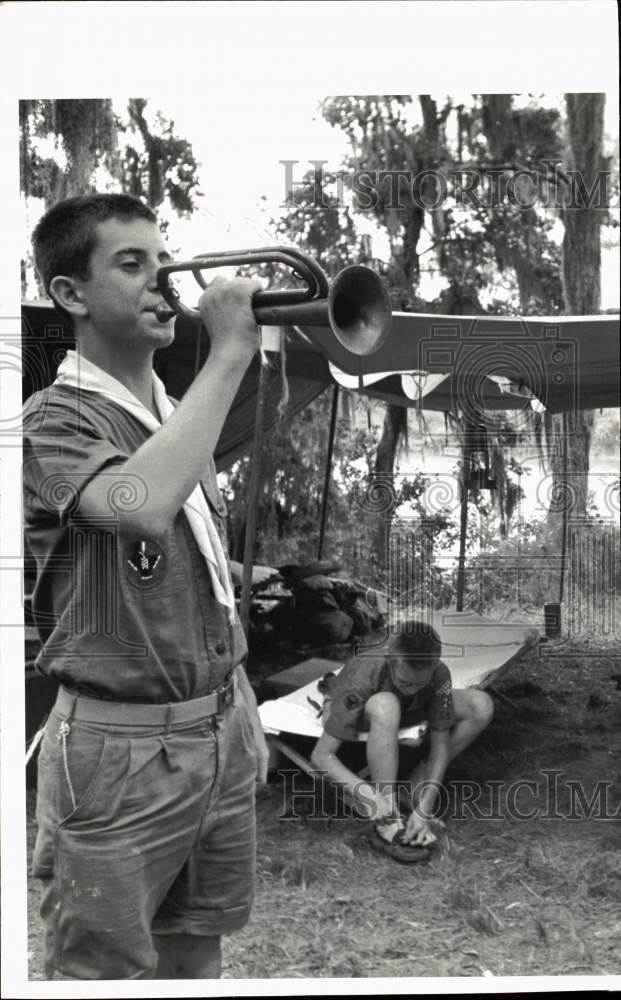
[{"xmin": 155, "ymin": 246, "xmax": 391, "ymax": 358}]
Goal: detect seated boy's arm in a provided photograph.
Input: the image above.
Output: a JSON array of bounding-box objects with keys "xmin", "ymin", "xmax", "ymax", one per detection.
[
  {"xmin": 310, "ymin": 730, "xmax": 344, "ymax": 774},
  {"xmin": 311, "ymin": 731, "xmax": 394, "ymax": 822},
  {"xmin": 402, "ymin": 728, "xmax": 450, "ymax": 846}
]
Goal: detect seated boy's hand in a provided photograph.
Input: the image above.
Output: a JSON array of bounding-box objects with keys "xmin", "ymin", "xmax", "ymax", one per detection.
[{"xmin": 402, "ymin": 808, "xmax": 437, "ymax": 847}]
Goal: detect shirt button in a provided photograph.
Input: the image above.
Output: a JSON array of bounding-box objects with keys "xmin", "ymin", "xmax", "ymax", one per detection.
[{"xmin": 215, "ymin": 640, "xmax": 226, "ymax": 654}]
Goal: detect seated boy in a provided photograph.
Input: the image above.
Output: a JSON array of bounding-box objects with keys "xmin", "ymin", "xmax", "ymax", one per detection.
[{"xmin": 310, "ymin": 620, "xmax": 494, "ymax": 863}]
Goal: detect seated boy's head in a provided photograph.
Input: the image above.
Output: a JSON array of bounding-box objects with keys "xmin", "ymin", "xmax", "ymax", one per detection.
[
  {"xmin": 388, "ymin": 620, "xmax": 442, "ymax": 691},
  {"xmin": 32, "ymin": 193, "xmax": 160, "ymax": 331}
]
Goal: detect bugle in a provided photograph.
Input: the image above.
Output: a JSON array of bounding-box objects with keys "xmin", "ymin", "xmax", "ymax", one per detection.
[{"xmin": 155, "ymin": 246, "xmax": 391, "ymax": 358}]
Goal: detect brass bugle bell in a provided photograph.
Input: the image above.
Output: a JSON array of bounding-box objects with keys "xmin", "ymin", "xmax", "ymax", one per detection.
[{"xmin": 155, "ymin": 245, "xmax": 391, "ymax": 358}]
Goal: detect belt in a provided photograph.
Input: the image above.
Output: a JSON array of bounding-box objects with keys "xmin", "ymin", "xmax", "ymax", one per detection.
[{"xmin": 54, "ymin": 673, "xmax": 237, "ymax": 726}]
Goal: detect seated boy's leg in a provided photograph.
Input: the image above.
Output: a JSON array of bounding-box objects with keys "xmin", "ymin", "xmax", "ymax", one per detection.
[
  {"xmin": 447, "ymin": 689, "xmax": 494, "ymax": 760},
  {"xmin": 364, "ymin": 691, "xmax": 402, "ymax": 814},
  {"xmin": 406, "ymin": 689, "xmax": 494, "ymax": 808},
  {"xmin": 363, "ymin": 693, "xmax": 430, "ymax": 862}
]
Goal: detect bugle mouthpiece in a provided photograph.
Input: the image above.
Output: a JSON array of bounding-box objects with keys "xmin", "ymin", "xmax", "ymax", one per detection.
[{"xmin": 155, "ymin": 303, "xmax": 177, "ymax": 323}]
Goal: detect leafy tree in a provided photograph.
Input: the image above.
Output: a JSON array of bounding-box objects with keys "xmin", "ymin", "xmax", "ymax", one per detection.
[
  {"xmin": 124, "ymin": 98, "xmax": 201, "ymax": 214},
  {"xmin": 20, "ymin": 98, "xmax": 201, "ymax": 294},
  {"xmin": 292, "ymin": 97, "xmax": 561, "ymax": 521},
  {"xmin": 20, "ymin": 99, "xmax": 120, "ymax": 205},
  {"xmin": 264, "ymin": 92, "xmax": 611, "ymax": 596}
]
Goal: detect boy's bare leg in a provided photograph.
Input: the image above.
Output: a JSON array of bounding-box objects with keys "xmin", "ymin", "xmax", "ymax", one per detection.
[
  {"xmin": 364, "ymin": 691, "xmax": 403, "ymax": 822},
  {"xmin": 406, "ymin": 689, "xmax": 494, "ymax": 808},
  {"xmin": 154, "ymin": 933, "xmax": 221, "ymax": 979}
]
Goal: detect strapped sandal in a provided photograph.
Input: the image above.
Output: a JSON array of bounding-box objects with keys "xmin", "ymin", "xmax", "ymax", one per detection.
[{"xmin": 371, "ymin": 827, "xmax": 430, "ymax": 864}]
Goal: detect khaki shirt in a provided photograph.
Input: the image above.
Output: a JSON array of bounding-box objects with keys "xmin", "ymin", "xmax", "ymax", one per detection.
[
  {"xmin": 23, "ymin": 385, "xmax": 247, "ymax": 702},
  {"xmin": 321, "ymin": 653, "xmax": 455, "ymax": 741}
]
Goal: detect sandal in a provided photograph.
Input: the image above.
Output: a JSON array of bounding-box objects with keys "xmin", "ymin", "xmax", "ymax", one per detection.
[{"xmin": 371, "ymin": 827, "xmax": 430, "ymax": 864}]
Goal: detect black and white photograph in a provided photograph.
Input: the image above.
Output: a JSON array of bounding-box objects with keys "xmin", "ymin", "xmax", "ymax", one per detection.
[{"xmin": 1, "ymin": 1, "xmax": 620, "ymax": 995}]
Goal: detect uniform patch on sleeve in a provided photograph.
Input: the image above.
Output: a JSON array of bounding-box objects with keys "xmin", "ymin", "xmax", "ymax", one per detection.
[{"xmin": 343, "ymin": 691, "xmax": 363, "ymax": 710}]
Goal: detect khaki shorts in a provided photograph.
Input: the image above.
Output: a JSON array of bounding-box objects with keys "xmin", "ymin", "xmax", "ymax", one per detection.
[{"xmin": 32, "ymin": 687, "xmax": 257, "ymax": 980}]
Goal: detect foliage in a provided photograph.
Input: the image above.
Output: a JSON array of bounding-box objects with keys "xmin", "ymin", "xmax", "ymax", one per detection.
[
  {"xmin": 20, "ymin": 98, "xmax": 201, "ymax": 295},
  {"xmin": 220, "ymin": 389, "xmax": 384, "ymax": 581},
  {"xmin": 20, "ymin": 99, "xmax": 120, "ymax": 203},
  {"xmin": 388, "ymin": 470, "xmax": 461, "ymax": 608},
  {"xmin": 462, "ymin": 511, "xmax": 620, "ymax": 623},
  {"xmin": 591, "ymin": 410, "xmax": 620, "ymax": 455},
  {"xmin": 123, "ymin": 98, "xmax": 201, "ymax": 214},
  {"xmin": 248, "ymin": 92, "xmax": 614, "ymax": 602}
]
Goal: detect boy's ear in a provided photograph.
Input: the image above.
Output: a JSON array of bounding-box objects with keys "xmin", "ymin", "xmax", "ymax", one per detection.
[{"xmin": 48, "ymin": 275, "xmax": 89, "ymax": 318}]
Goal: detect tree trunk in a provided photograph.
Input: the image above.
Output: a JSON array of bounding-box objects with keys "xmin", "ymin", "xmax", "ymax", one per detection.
[
  {"xmin": 371, "ymin": 403, "xmax": 408, "ymax": 581},
  {"xmin": 374, "ymin": 404, "xmax": 408, "ymax": 476},
  {"xmin": 548, "ymin": 93, "xmax": 604, "ymax": 525}
]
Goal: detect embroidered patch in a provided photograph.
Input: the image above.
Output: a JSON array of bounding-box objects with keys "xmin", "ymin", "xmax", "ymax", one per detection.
[
  {"xmin": 343, "ymin": 691, "xmax": 362, "ymax": 711},
  {"xmin": 125, "ymin": 539, "xmax": 166, "ymax": 588}
]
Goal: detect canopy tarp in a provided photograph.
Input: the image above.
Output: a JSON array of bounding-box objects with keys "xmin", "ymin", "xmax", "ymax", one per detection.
[
  {"xmin": 328, "ymin": 365, "xmax": 537, "ymax": 412},
  {"xmin": 301, "ymin": 312, "xmax": 620, "ymax": 414},
  {"xmin": 21, "ymin": 302, "xmax": 619, "ymax": 470}
]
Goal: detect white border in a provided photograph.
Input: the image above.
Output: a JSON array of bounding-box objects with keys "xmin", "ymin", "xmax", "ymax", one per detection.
[{"xmin": 1, "ymin": 1, "xmax": 619, "ymax": 997}]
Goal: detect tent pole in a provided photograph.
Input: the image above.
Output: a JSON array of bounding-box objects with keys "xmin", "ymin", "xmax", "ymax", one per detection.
[
  {"xmin": 558, "ymin": 412, "xmax": 569, "ymax": 605},
  {"xmin": 455, "ymin": 478, "xmax": 469, "ymax": 612},
  {"xmin": 455, "ymin": 423, "xmax": 472, "ymax": 612},
  {"xmin": 317, "ymin": 384, "xmax": 339, "ymax": 561},
  {"xmin": 239, "ymin": 354, "xmax": 270, "ymax": 638}
]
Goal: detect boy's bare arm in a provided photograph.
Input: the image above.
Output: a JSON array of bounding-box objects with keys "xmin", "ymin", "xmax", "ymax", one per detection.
[
  {"xmin": 78, "ymin": 277, "xmax": 262, "ymax": 538},
  {"xmin": 311, "ymin": 731, "xmax": 394, "ymax": 821},
  {"xmin": 402, "ymin": 728, "xmax": 450, "ymax": 844}
]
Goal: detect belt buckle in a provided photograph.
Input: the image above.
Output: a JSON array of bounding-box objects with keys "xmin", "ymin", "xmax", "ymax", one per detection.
[{"xmin": 217, "ymin": 676, "xmax": 235, "ymax": 712}]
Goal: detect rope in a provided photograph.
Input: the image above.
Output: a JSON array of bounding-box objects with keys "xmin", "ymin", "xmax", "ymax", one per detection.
[{"xmin": 276, "ymin": 326, "xmax": 290, "ymax": 425}]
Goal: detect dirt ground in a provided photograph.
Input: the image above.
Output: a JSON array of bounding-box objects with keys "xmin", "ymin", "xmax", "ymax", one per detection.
[{"xmin": 25, "ymin": 634, "xmax": 621, "ymax": 982}]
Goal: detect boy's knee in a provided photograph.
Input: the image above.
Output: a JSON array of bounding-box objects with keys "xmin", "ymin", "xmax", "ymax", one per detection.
[
  {"xmin": 365, "ymin": 691, "xmax": 401, "ymax": 730},
  {"xmin": 471, "ymin": 690, "xmax": 494, "ymax": 728}
]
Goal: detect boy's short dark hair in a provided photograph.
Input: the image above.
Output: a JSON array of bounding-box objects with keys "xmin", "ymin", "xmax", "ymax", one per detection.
[
  {"xmin": 32, "ymin": 193, "xmax": 157, "ymax": 326},
  {"xmin": 389, "ymin": 620, "xmax": 442, "ymax": 666}
]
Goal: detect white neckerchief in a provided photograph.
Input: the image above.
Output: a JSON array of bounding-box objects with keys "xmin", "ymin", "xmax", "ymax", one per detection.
[{"xmin": 55, "ymin": 350, "xmax": 236, "ymax": 622}]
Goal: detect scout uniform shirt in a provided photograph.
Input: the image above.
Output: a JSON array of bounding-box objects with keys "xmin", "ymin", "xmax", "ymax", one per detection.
[
  {"xmin": 22, "ymin": 384, "xmax": 247, "ymax": 703},
  {"xmin": 320, "ymin": 651, "xmax": 456, "ymax": 741}
]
